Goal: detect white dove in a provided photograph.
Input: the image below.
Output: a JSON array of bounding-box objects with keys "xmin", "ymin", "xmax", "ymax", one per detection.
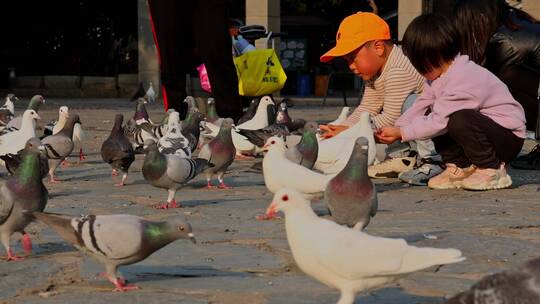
[
  {"xmin": 315, "ymin": 111, "xmax": 376, "ymax": 174},
  {"xmin": 265, "ymin": 188, "xmax": 466, "ymax": 304},
  {"xmin": 0, "ymin": 110, "xmax": 40, "ymax": 156},
  {"xmin": 236, "ymin": 95, "xmax": 275, "ymax": 130},
  {"xmin": 263, "ymin": 136, "xmax": 334, "ymax": 199},
  {"xmin": 328, "ymin": 106, "xmax": 350, "ymax": 125}
]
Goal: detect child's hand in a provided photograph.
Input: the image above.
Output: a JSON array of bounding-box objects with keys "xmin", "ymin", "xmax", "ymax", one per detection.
[
  {"xmin": 375, "ymin": 126, "xmax": 401, "ymax": 144},
  {"xmin": 319, "ymin": 124, "xmax": 349, "ymax": 139}
]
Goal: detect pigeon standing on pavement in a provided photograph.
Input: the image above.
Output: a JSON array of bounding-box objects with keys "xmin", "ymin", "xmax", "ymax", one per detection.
[
  {"xmin": 0, "ymin": 110, "xmax": 41, "ymax": 157},
  {"xmin": 158, "ymin": 111, "xmax": 191, "ymax": 157},
  {"xmin": 4, "ymin": 95, "xmax": 45, "ymax": 132},
  {"xmin": 236, "ymin": 96, "xmax": 275, "ymax": 130},
  {"xmin": 264, "ymin": 188, "xmax": 465, "ymax": 304},
  {"xmin": 133, "ymin": 98, "xmax": 154, "ymax": 125},
  {"xmin": 275, "ymin": 99, "xmax": 292, "ymax": 125},
  {"xmin": 142, "ymin": 140, "xmax": 210, "ymax": 209},
  {"xmin": 325, "ymin": 137, "xmax": 377, "ymax": 230},
  {"xmin": 27, "ymin": 212, "xmax": 195, "ymax": 291},
  {"xmin": 206, "ymin": 97, "xmax": 224, "ymax": 126},
  {"xmin": 0, "ymin": 94, "xmax": 18, "ymax": 129},
  {"xmin": 50, "ymin": 106, "xmax": 86, "ymax": 162},
  {"xmin": 0, "ymin": 137, "xmax": 48, "ymax": 261},
  {"xmin": 237, "ymin": 98, "xmax": 259, "ymax": 125},
  {"xmin": 445, "ymin": 257, "xmax": 540, "ymax": 304},
  {"xmin": 101, "ymin": 114, "xmax": 135, "ymax": 186},
  {"xmin": 262, "ymin": 136, "xmax": 333, "ymax": 199},
  {"xmin": 285, "ymin": 121, "xmax": 319, "ymax": 169},
  {"xmin": 42, "ymin": 114, "xmax": 80, "ymax": 183},
  {"xmin": 198, "ymin": 118, "xmax": 236, "ymax": 189},
  {"xmin": 181, "ymin": 109, "xmax": 205, "ymax": 153},
  {"xmin": 145, "ymin": 81, "xmax": 156, "ymax": 103}
]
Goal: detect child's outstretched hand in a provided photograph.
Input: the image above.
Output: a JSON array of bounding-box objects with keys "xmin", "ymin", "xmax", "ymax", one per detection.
[
  {"xmin": 375, "ymin": 126, "xmax": 402, "ymax": 144},
  {"xmin": 319, "ymin": 124, "xmax": 349, "ymax": 139}
]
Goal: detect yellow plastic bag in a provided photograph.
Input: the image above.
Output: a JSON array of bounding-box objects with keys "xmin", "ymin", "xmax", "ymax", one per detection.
[{"xmin": 234, "ymin": 49, "xmax": 287, "ymax": 96}]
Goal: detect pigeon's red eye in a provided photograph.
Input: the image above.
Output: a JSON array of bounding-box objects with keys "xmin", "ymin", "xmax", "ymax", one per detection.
[
  {"xmin": 282, "ymin": 195, "xmax": 289, "ymax": 201},
  {"xmin": 271, "ymin": 140, "xmax": 276, "ymax": 144},
  {"xmin": 179, "ymin": 226, "xmax": 185, "ymax": 231}
]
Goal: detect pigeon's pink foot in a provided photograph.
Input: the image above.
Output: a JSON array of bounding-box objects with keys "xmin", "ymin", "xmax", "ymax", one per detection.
[
  {"xmin": 112, "ymin": 278, "xmax": 139, "ymax": 292},
  {"xmin": 79, "ymin": 148, "xmax": 86, "ymax": 161},
  {"xmin": 153, "ymin": 202, "xmax": 169, "ymax": 209},
  {"xmin": 6, "ymin": 249, "xmax": 24, "ymax": 261},
  {"xmin": 235, "ymin": 153, "xmax": 254, "ymax": 160},
  {"xmin": 218, "ymin": 182, "xmax": 232, "ymax": 189},
  {"xmin": 167, "ymin": 200, "xmax": 181, "ymax": 208},
  {"xmin": 114, "ymin": 182, "xmax": 125, "ymax": 187},
  {"xmin": 22, "ymin": 233, "xmax": 32, "ymax": 254},
  {"xmin": 206, "ymin": 182, "xmax": 217, "ymax": 189},
  {"xmin": 49, "ymin": 178, "xmax": 61, "ymax": 184},
  {"xmin": 256, "ymin": 214, "xmax": 279, "ymax": 221}
]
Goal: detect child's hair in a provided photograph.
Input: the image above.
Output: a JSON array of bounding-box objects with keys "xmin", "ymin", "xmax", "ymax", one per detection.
[{"xmin": 402, "ymin": 14, "xmax": 460, "ymax": 74}]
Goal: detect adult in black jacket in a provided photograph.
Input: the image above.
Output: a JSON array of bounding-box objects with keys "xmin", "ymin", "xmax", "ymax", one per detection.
[
  {"xmin": 454, "ymin": 0, "xmax": 540, "ymax": 170},
  {"xmin": 147, "ymin": 0, "xmax": 243, "ymax": 121}
]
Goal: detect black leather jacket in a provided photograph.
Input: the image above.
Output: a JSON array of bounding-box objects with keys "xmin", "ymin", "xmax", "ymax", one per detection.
[{"xmin": 485, "ymin": 12, "xmax": 540, "ymax": 76}]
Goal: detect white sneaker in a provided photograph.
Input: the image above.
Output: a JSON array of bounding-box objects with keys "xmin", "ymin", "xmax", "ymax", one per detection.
[{"xmin": 368, "ymin": 155, "xmax": 416, "ymax": 178}]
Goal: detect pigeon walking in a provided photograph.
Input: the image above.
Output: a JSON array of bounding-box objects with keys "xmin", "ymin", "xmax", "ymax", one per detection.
[
  {"xmin": 27, "ymin": 212, "xmax": 195, "ymax": 291},
  {"xmin": 198, "ymin": 118, "xmax": 236, "ymax": 189},
  {"xmin": 236, "ymin": 96, "xmax": 275, "ymax": 130},
  {"xmin": 325, "ymin": 137, "xmax": 377, "ymax": 230},
  {"xmin": 181, "ymin": 109, "xmax": 205, "ymax": 153},
  {"xmin": 101, "ymin": 114, "xmax": 135, "ymax": 186},
  {"xmin": 0, "ymin": 138, "xmax": 48, "ymax": 261},
  {"xmin": 445, "ymin": 257, "xmax": 540, "ymax": 304},
  {"xmin": 285, "ymin": 121, "xmax": 319, "ymax": 169},
  {"xmin": 142, "ymin": 140, "xmax": 210, "ymax": 209},
  {"xmin": 265, "ymin": 188, "xmax": 465, "ymax": 304},
  {"xmin": 42, "ymin": 114, "xmax": 80, "ymax": 183}
]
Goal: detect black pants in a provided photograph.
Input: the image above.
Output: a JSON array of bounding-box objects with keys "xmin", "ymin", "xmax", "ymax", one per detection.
[
  {"xmin": 433, "ymin": 110, "xmax": 524, "ymax": 169},
  {"xmin": 148, "ymin": 0, "xmax": 243, "ymax": 120},
  {"xmin": 497, "ymin": 65, "xmax": 540, "ymax": 132}
]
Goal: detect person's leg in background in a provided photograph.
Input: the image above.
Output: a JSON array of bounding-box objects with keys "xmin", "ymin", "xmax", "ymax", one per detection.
[
  {"xmin": 499, "ymin": 65, "xmax": 540, "ymax": 170},
  {"xmin": 147, "ymin": 0, "xmax": 190, "ymax": 118},
  {"xmin": 192, "ymin": 0, "xmax": 244, "ymax": 122}
]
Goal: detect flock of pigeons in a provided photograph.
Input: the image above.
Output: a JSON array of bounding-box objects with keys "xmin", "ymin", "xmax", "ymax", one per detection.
[{"xmin": 0, "ymin": 93, "xmax": 539, "ymax": 303}]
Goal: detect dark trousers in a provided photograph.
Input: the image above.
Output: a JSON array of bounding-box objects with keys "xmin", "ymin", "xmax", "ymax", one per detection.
[
  {"xmin": 147, "ymin": 0, "xmax": 243, "ymax": 120},
  {"xmin": 433, "ymin": 110, "xmax": 524, "ymax": 169},
  {"xmin": 497, "ymin": 65, "xmax": 540, "ymax": 132}
]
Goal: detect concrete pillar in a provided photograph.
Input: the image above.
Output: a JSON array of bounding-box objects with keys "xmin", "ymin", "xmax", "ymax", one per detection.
[
  {"xmin": 245, "ymin": 0, "xmax": 280, "ymax": 49},
  {"xmin": 137, "ymin": 0, "xmax": 160, "ymax": 96},
  {"xmin": 523, "ymin": 0, "xmax": 540, "ymax": 20},
  {"xmin": 397, "ymin": 0, "xmax": 422, "ymax": 41}
]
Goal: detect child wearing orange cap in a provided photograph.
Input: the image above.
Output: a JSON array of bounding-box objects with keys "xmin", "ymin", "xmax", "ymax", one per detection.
[{"xmin": 320, "ymin": 12, "xmax": 443, "ymax": 186}]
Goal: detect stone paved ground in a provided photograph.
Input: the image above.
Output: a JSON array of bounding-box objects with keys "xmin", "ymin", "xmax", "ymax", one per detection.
[{"xmin": 0, "ymin": 98, "xmax": 539, "ymax": 304}]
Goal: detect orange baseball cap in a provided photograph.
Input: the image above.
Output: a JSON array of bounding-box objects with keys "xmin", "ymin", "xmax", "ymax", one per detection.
[{"xmin": 320, "ymin": 12, "xmax": 391, "ymax": 63}]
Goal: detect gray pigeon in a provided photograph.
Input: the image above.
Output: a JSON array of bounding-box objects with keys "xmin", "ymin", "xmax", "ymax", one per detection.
[
  {"xmin": 4, "ymin": 95, "xmax": 45, "ymax": 133},
  {"xmin": 237, "ymin": 124, "xmax": 290, "ymax": 148},
  {"xmin": 101, "ymin": 114, "xmax": 135, "ymax": 186},
  {"xmin": 275, "ymin": 99, "xmax": 292, "ymax": 125},
  {"xmin": 0, "ymin": 94, "xmax": 18, "ymax": 127},
  {"xmin": 324, "ymin": 137, "xmax": 377, "ymax": 230},
  {"xmin": 198, "ymin": 118, "xmax": 236, "ymax": 189},
  {"xmin": 181, "ymin": 109, "xmax": 205, "ymax": 152},
  {"xmin": 27, "ymin": 212, "xmax": 195, "ymax": 291},
  {"xmin": 142, "ymin": 140, "xmax": 210, "ymax": 209},
  {"xmin": 446, "ymin": 257, "xmax": 540, "ymax": 304},
  {"xmin": 237, "ymin": 98, "xmax": 259, "ymax": 125},
  {"xmin": 133, "ymin": 98, "xmax": 153, "ymax": 125},
  {"xmin": 0, "ymin": 137, "xmax": 48, "ymax": 261},
  {"xmin": 206, "ymin": 97, "xmax": 224, "ymax": 126},
  {"xmin": 285, "ymin": 121, "xmax": 319, "ymax": 169},
  {"xmin": 42, "ymin": 114, "xmax": 80, "ymax": 183},
  {"xmin": 184, "ymin": 96, "xmax": 199, "ymax": 113}
]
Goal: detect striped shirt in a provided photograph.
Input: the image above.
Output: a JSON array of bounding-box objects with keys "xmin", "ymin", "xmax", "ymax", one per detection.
[{"xmin": 343, "ymin": 45, "xmax": 424, "ymax": 129}]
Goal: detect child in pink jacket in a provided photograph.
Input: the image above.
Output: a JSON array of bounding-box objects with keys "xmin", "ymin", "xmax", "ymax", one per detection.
[{"xmin": 376, "ymin": 14, "xmax": 526, "ymax": 190}]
